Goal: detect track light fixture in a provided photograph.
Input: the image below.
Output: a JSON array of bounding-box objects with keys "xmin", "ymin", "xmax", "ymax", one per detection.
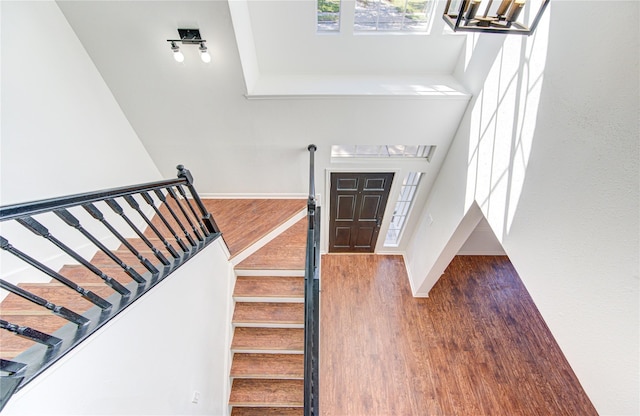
[{"xmin": 167, "ymin": 29, "xmax": 210, "ymax": 63}]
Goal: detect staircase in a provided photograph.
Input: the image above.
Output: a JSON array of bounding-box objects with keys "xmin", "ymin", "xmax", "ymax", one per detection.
[
  {"xmin": 0, "ymin": 232, "xmax": 174, "ymax": 362},
  {"xmin": 1, "ymin": 196, "xmax": 311, "ymax": 414},
  {"xmin": 203, "ymin": 199, "xmax": 308, "ymax": 415}
]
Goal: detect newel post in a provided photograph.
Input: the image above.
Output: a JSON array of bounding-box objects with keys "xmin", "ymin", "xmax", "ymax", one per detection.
[{"xmin": 176, "ymin": 165, "xmax": 220, "ymax": 234}]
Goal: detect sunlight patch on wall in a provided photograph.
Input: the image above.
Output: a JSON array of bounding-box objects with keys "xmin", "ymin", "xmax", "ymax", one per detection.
[{"xmin": 464, "ymin": 9, "xmax": 550, "ymax": 240}]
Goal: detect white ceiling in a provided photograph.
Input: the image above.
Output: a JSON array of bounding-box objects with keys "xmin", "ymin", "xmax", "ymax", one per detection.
[{"xmin": 56, "ymin": 0, "xmax": 470, "ymax": 195}]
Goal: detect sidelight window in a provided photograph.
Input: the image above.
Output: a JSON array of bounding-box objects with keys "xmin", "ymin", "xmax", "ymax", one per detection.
[{"xmin": 385, "ymin": 171, "xmax": 422, "ymax": 246}]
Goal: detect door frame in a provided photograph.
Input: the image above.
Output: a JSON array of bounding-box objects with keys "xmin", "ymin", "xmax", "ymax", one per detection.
[{"xmin": 322, "ymin": 167, "xmax": 401, "ymax": 254}]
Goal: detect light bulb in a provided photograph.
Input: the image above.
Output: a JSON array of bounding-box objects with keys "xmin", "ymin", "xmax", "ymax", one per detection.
[
  {"xmin": 173, "ymin": 50, "xmax": 185, "ymax": 63},
  {"xmin": 199, "ymin": 43, "xmax": 211, "ymax": 63},
  {"xmin": 170, "ymin": 42, "xmax": 184, "ymax": 63}
]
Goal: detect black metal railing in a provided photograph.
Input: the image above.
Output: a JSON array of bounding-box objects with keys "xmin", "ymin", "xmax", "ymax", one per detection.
[
  {"xmin": 303, "ymin": 145, "xmax": 320, "ymax": 416},
  {"xmin": 0, "ymin": 165, "xmax": 221, "ymax": 411}
]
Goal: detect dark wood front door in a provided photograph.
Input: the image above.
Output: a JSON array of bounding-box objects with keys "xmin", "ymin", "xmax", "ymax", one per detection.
[{"xmin": 329, "ymin": 172, "xmax": 394, "ymax": 253}]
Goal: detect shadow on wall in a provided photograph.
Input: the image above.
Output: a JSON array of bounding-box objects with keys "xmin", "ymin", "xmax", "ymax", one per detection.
[
  {"xmin": 408, "ymin": 7, "xmax": 550, "ymax": 296},
  {"xmin": 461, "ymin": 10, "xmax": 550, "ymax": 241}
]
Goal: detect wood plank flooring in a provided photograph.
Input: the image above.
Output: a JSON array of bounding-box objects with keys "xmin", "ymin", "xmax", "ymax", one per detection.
[
  {"xmin": 201, "ymin": 199, "xmax": 306, "ymax": 257},
  {"xmin": 320, "ymin": 254, "xmax": 597, "ymax": 416},
  {"xmin": 235, "ymin": 218, "xmax": 307, "ymax": 270}
]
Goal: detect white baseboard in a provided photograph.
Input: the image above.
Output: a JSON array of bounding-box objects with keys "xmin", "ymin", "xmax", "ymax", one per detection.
[{"xmin": 199, "ymin": 193, "xmax": 308, "ymax": 199}]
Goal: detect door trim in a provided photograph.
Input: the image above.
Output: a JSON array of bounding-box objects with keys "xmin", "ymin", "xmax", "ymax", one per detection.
[{"xmin": 322, "ymin": 168, "xmax": 400, "ymax": 254}]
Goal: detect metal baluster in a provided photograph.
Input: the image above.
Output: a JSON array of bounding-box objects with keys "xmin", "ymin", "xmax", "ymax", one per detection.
[
  {"xmin": 105, "ymin": 198, "xmax": 180, "ymax": 259},
  {"xmin": 176, "ymin": 185, "xmax": 207, "ymax": 239},
  {"xmin": 0, "ymin": 236, "xmax": 111, "ymax": 310},
  {"xmin": 176, "ymin": 165, "xmax": 220, "ymax": 234},
  {"xmin": 0, "ymin": 359, "xmax": 27, "ymax": 375},
  {"xmin": 153, "ymin": 189, "xmax": 197, "ymax": 250},
  {"xmin": 140, "ymin": 191, "xmax": 189, "ymax": 253},
  {"xmin": 76, "ymin": 207, "xmax": 160, "ymax": 275},
  {"xmin": 0, "ymin": 279, "xmax": 89, "ymax": 327},
  {"xmin": 16, "ymin": 216, "xmax": 135, "ymax": 294},
  {"xmin": 122, "ymin": 195, "xmax": 183, "ymax": 257},
  {"xmin": 166, "ymin": 187, "xmax": 200, "ymax": 247},
  {"xmin": 53, "ymin": 209, "xmax": 159, "ymax": 283},
  {"xmin": 0, "ymin": 320, "xmax": 62, "ymax": 349},
  {"xmin": 84, "ymin": 202, "xmax": 170, "ymax": 267}
]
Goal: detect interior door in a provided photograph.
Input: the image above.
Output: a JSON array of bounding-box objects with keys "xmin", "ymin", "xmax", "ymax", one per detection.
[{"xmin": 329, "ymin": 172, "xmax": 394, "ymax": 253}]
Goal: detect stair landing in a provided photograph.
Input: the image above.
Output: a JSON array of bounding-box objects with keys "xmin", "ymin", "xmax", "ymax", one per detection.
[{"xmin": 202, "ymin": 199, "xmax": 306, "ymax": 257}]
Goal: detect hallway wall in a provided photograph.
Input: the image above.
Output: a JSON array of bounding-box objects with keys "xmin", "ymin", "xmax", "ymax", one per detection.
[{"xmin": 404, "ymin": 1, "xmax": 639, "ymax": 414}]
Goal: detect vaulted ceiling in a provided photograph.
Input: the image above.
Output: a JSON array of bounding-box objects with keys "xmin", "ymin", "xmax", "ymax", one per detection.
[{"xmin": 56, "ymin": 0, "xmax": 470, "ymax": 195}]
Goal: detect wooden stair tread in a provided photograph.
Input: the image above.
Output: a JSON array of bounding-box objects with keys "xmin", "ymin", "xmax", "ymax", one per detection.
[
  {"xmin": 229, "ymin": 379, "xmax": 303, "ymax": 407},
  {"xmin": 231, "ymin": 353, "xmax": 304, "ymax": 379},
  {"xmin": 231, "ymin": 327, "xmax": 304, "ymax": 352},
  {"xmin": 0, "ymin": 313, "xmax": 72, "ymax": 360},
  {"xmin": 231, "ymin": 407, "xmax": 303, "ymax": 416},
  {"xmin": 119, "ymin": 237, "xmax": 185, "ymax": 257},
  {"xmin": 233, "ymin": 303, "xmax": 304, "ymax": 326},
  {"xmin": 235, "ymin": 219, "xmax": 307, "ymax": 270},
  {"xmin": 234, "ymin": 276, "xmax": 304, "ymax": 299},
  {"xmin": 88, "ymin": 250, "xmax": 161, "ymax": 271},
  {"xmin": 58, "ymin": 265, "xmax": 136, "ymax": 286},
  {"xmin": 1, "ymin": 284, "xmax": 114, "ymax": 314}
]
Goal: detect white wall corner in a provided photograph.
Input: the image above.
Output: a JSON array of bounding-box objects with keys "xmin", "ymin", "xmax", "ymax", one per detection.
[
  {"xmin": 228, "ymin": 0, "xmax": 260, "ymax": 94},
  {"xmin": 401, "ymin": 253, "xmax": 428, "ymax": 298},
  {"xmin": 415, "ymin": 201, "xmax": 484, "ymax": 296}
]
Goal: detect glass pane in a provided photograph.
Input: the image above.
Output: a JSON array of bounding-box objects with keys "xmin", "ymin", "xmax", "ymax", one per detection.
[
  {"xmin": 331, "ymin": 145, "xmax": 433, "ymax": 159},
  {"xmin": 389, "ymin": 215, "xmax": 403, "ymax": 229},
  {"xmin": 387, "ymin": 145, "xmax": 405, "ymax": 156},
  {"xmin": 403, "ymin": 0, "xmax": 429, "ymax": 31},
  {"xmin": 355, "ymin": 0, "xmax": 380, "ymax": 31},
  {"xmin": 355, "ymin": 145, "xmax": 380, "ymax": 156},
  {"xmin": 331, "ymin": 145, "xmax": 355, "ymax": 157},
  {"xmin": 385, "ymin": 228, "xmax": 399, "ymax": 245},
  {"xmin": 318, "ymin": 0, "xmax": 341, "ymax": 32},
  {"xmin": 403, "ymin": 145, "xmax": 418, "ymax": 156},
  {"xmin": 398, "ymin": 186, "xmax": 410, "ymax": 201}
]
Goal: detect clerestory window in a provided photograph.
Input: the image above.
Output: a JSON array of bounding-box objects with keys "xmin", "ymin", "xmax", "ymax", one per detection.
[
  {"xmin": 318, "ymin": 0, "xmax": 341, "ymax": 32},
  {"xmin": 318, "ymin": 0, "xmax": 436, "ymax": 32},
  {"xmin": 355, "ymin": 0, "xmax": 434, "ymax": 32}
]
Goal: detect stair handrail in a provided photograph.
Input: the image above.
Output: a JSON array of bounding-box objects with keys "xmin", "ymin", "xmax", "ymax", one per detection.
[
  {"xmin": 0, "ymin": 165, "xmax": 221, "ymax": 411},
  {"xmin": 304, "ymin": 144, "xmax": 320, "ymax": 416}
]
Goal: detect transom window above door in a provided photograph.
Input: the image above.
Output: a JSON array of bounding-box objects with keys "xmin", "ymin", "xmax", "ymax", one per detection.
[{"xmin": 331, "ymin": 145, "xmax": 435, "ymax": 160}]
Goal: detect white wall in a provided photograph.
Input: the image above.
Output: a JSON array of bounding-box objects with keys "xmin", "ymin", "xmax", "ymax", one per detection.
[
  {"xmin": 0, "ymin": 1, "xmax": 162, "ymax": 286},
  {"xmin": 2, "ymin": 238, "xmax": 233, "ymax": 416},
  {"xmin": 405, "ymin": 1, "xmax": 639, "ymax": 414},
  {"xmin": 457, "ymin": 216, "xmax": 505, "ymax": 255},
  {"xmin": 0, "ymin": 0, "xmax": 161, "ymax": 205}
]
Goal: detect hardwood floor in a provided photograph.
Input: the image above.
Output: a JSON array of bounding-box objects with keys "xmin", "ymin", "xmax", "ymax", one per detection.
[
  {"xmin": 235, "ymin": 218, "xmax": 307, "ymax": 270},
  {"xmin": 202, "ymin": 199, "xmax": 306, "ymax": 257},
  {"xmin": 319, "ymin": 254, "xmax": 597, "ymax": 416}
]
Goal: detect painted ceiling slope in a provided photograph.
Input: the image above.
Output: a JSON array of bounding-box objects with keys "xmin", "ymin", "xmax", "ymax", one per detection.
[{"xmin": 56, "ymin": 0, "xmax": 470, "ymax": 197}]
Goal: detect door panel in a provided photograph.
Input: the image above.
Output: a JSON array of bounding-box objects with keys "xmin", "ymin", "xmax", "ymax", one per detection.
[{"xmin": 329, "ymin": 172, "xmax": 394, "ymax": 253}]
